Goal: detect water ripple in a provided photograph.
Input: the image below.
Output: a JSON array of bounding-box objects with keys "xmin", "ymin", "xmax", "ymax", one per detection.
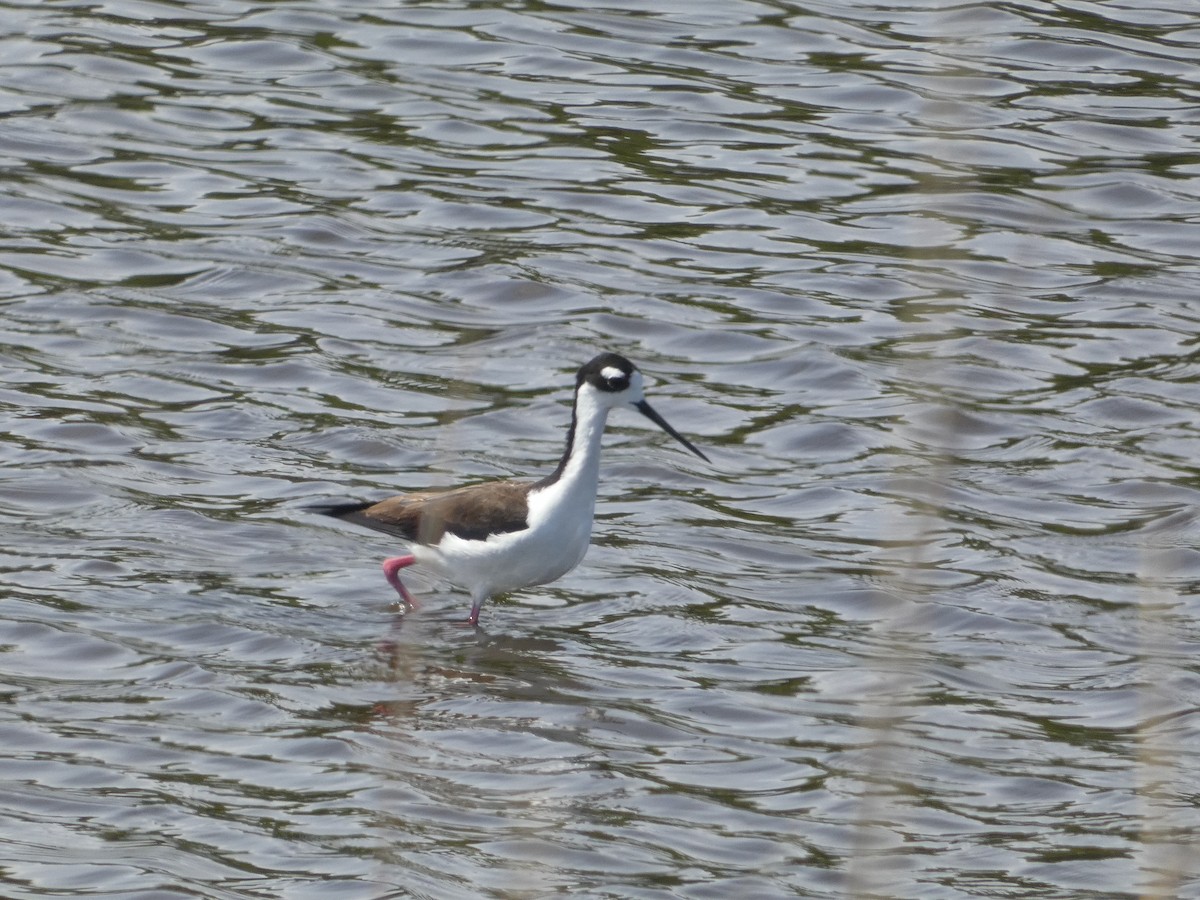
[{"xmin": 1, "ymin": 0, "xmax": 1199, "ymax": 897}]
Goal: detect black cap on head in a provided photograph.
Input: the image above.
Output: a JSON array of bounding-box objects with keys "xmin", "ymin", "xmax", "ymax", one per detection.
[
  {"xmin": 577, "ymin": 352, "xmax": 636, "ymax": 393},
  {"xmin": 574, "ymin": 351, "xmax": 709, "ymax": 462}
]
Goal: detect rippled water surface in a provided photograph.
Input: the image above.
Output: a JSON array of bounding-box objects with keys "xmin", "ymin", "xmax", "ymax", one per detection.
[{"xmin": 3, "ymin": 1, "xmax": 1200, "ymax": 897}]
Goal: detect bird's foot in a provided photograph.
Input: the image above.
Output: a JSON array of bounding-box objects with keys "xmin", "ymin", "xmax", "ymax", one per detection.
[{"xmin": 382, "ymin": 555, "xmax": 419, "ymax": 611}]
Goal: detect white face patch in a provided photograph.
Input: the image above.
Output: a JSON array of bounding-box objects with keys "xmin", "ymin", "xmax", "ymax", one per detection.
[{"xmin": 600, "ymin": 366, "xmax": 624, "ymax": 382}]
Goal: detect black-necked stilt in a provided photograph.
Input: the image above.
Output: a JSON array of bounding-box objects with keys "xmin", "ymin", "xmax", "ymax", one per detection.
[{"xmin": 310, "ymin": 352, "xmax": 709, "ymax": 626}]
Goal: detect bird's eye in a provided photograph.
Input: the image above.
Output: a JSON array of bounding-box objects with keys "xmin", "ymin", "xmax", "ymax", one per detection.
[{"xmin": 599, "ymin": 365, "xmax": 628, "ymax": 391}]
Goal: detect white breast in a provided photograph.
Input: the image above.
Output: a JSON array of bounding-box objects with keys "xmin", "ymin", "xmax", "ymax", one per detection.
[
  {"xmin": 413, "ymin": 380, "xmax": 613, "ymax": 601},
  {"xmin": 413, "ymin": 486, "xmax": 595, "ymax": 599}
]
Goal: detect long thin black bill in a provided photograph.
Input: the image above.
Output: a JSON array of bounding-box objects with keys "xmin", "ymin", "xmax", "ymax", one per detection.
[{"xmin": 635, "ymin": 399, "xmax": 710, "ymax": 463}]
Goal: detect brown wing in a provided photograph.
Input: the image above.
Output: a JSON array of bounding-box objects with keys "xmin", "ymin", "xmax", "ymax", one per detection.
[{"xmin": 312, "ymin": 482, "xmax": 532, "ymax": 545}]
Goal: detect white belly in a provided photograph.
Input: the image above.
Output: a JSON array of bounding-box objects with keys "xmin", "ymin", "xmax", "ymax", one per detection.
[{"xmin": 413, "ymin": 482, "xmax": 596, "ymax": 599}]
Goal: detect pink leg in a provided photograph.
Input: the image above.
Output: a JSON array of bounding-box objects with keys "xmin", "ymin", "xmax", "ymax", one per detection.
[
  {"xmin": 464, "ymin": 597, "xmax": 484, "ymax": 627},
  {"xmin": 382, "ymin": 555, "xmax": 418, "ymax": 610}
]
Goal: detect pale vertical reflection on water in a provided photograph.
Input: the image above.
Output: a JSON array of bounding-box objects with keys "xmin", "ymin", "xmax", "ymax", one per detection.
[{"xmin": 1, "ymin": 0, "xmax": 1200, "ymax": 897}]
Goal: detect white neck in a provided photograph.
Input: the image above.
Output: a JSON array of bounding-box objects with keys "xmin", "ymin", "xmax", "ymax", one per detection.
[
  {"xmin": 565, "ymin": 387, "xmax": 611, "ymax": 490},
  {"xmin": 533, "ymin": 383, "xmax": 611, "ymax": 502}
]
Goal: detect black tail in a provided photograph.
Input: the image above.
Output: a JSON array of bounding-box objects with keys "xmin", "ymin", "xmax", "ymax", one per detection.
[
  {"xmin": 305, "ymin": 500, "xmax": 374, "ymax": 520},
  {"xmin": 305, "ymin": 499, "xmax": 412, "ymax": 539}
]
